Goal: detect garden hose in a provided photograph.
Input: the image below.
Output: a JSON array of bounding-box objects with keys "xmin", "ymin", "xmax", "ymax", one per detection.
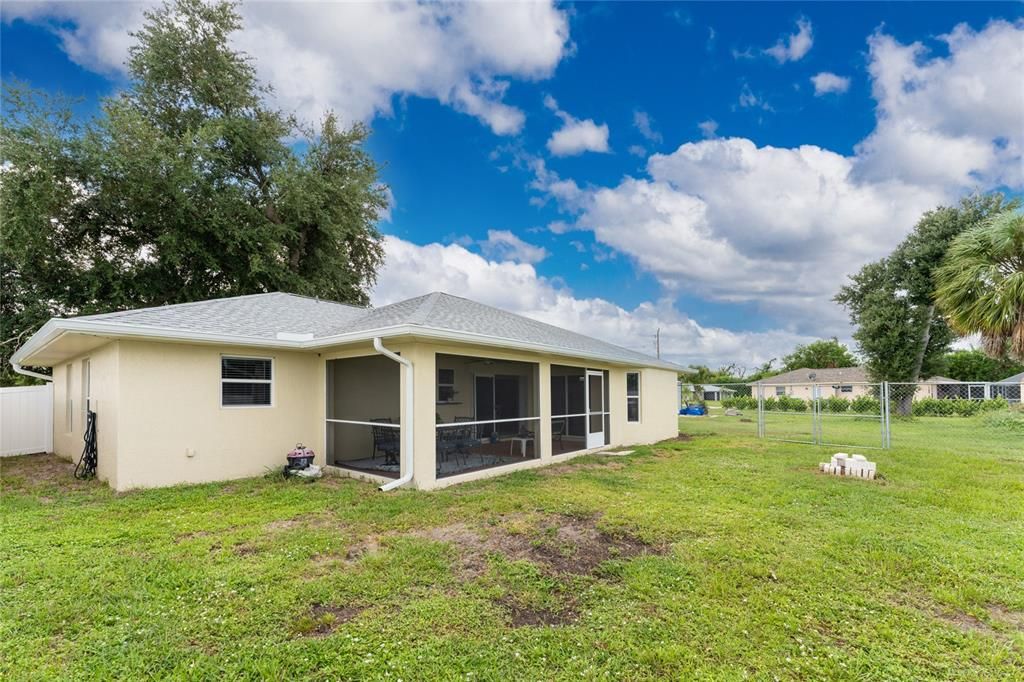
[{"xmin": 75, "ymin": 410, "xmax": 98, "ymax": 480}]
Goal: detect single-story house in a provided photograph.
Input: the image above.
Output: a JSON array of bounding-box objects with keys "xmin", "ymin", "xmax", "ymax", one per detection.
[
  {"xmin": 749, "ymin": 368, "xmax": 1017, "ymax": 402},
  {"xmin": 748, "ymin": 366, "xmax": 872, "ymax": 398},
  {"xmin": 679, "ymin": 383, "xmax": 737, "ymax": 402},
  {"xmin": 10, "ymin": 292, "xmax": 681, "ymax": 492}
]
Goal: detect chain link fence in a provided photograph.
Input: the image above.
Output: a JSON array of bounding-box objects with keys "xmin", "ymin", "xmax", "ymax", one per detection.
[{"xmin": 680, "ymin": 379, "xmax": 1022, "ymax": 454}]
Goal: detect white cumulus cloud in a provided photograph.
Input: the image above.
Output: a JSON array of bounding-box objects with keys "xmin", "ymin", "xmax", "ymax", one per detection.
[
  {"xmin": 478, "ymin": 229, "xmax": 549, "ymax": 264},
  {"xmin": 528, "ymin": 20, "xmax": 1023, "ymax": 338},
  {"xmin": 854, "ymin": 20, "xmax": 1024, "ymax": 190},
  {"xmin": 544, "ymin": 96, "xmax": 611, "ymax": 157},
  {"xmin": 810, "ymin": 72, "xmax": 851, "ymax": 95},
  {"xmin": 0, "ymin": 0, "xmax": 572, "ymax": 135},
  {"xmin": 373, "ymin": 235, "xmax": 814, "ymax": 368},
  {"xmin": 764, "ymin": 17, "xmax": 814, "ymax": 63}
]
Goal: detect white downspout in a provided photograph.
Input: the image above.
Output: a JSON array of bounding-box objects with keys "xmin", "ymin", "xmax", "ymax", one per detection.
[
  {"xmin": 373, "ymin": 337, "xmax": 414, "ymax": 492},
  {"xmin": 11, "ymin": 362, "xmax": 53, "ymax": 383}
]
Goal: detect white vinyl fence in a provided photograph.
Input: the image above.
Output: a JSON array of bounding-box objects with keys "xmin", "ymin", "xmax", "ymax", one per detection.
[{"xmin": 1, "ymin": 384, "xmax": 54, "ymax": 457}]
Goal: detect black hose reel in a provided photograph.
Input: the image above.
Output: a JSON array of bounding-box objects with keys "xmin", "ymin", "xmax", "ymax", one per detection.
[{"xmin": 75, "ymin": 410, "xmax": 98, "ymax": 480}]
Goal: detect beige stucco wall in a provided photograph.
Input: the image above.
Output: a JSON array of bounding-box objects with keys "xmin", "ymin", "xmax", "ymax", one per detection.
[
  {"xmin": 48, "ymin": 335, "xmax": 678, "ymax": 492},
  {"xmin": 51, "ymin": 342, "xmax": 120, "ymax": 488},
  {"xmin": 113, "ymin": 340, "xmax": 319, "ymax": 490}
]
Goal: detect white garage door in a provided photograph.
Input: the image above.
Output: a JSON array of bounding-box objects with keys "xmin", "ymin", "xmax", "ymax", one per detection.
[{"xmin": 1, "ymin": 384, "xmax": 53, "ymax": 457}]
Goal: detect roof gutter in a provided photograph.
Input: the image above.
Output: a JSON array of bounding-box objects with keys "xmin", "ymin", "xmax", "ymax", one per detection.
[
  {"xmin": 372, "ymin": 337, "xmax": 414, "ymax": 492},
  {"xmin": 10, "ymin": 362, "xmax": 53, "ymax": 383}
]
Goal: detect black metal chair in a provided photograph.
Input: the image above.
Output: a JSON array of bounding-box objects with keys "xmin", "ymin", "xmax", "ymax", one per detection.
[
  {"xmin": 454, "ymin": 417, "xmax": 483, "ymax": 463},
  {"xmin": 370, "ymin": 418, "xmax": 400, "ymax": 466},
  {"xmin": 436, "ymin": 425, "xmax": 464, "ymax": 470},
  {"xmin": 551, "ymin": 419, "xmax": 566, "ymax": 445}
]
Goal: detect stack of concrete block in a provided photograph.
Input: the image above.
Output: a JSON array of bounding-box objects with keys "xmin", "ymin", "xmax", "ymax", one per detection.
[{"xmin": 819, "ymin": 452, "xmax": 876, "ymax": 480}]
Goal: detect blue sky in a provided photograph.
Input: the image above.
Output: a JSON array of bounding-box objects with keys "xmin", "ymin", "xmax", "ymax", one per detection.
[{"xmin": 3, "ymin": 2, "xmax": 1022, "ymax": 368}]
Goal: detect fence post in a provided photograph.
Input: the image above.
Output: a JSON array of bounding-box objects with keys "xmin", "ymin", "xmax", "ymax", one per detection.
[
  {"xmin": 757, "ymin": 384, "xmax": 764, "ymax": 438},
  {"xmin": 882, "ymin": 382, "xmax": 891, "ymax": 449},
  {"xmin": 815, "ymin": 385, "xmax": 823, "ymax": 444}
]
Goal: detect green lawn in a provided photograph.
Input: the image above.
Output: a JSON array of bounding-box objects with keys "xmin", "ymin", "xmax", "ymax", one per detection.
[{"xmin": 2, "ymin": 419, "xmax": 1022, "ymax": 680}]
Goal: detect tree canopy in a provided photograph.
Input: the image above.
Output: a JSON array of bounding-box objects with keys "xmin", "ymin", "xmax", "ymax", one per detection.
[
  {"xmin": 941, "ymin": 350, "xmax": 1024, "ymax": 382},
  {"xmin": 835, "ymin": 194, "xmax": 1016, "ymax": 382},
  {"xmin": 0, "ymin": 0, "xmax": 388, "ymax": 384},
  {"xmin": 935, "ymin": 209, "xmax": 1024, "ymax": 361},
  {"xmin": 780, "ymin": 338, "xmax": 858, "ymax": 372}
]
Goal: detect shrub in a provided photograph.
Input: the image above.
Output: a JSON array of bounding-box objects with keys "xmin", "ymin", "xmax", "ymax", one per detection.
[
  {"xmin": 763, "ymin": 397, "xmax": 778, "ymax": 412},
  {"xmin": 821, "ymin": 396, "xmax": 850, "ymax": 413},
  {"xmin": 722, "ymin": 395, "xmax": 761, "ymax": 411},
  {"xmin": 911, "ymin": 397, "xmax": 1007, "ymax": 417},
  {"xmin": 980, "ymin": 396, "xmax": 1009, "ymax": 412},
  {"xmin": 850, "ymin": 395, "xmax": 880, "ymax": 414},
  {"xmin": 777, "ymin": 395, "xmax": 806, "ymax": 412}
]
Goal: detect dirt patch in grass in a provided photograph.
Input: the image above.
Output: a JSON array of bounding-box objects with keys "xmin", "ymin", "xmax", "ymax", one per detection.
[
  {"xmin": 670, "ymin": 433, "xmax": 695, "ymax": 442},
  {"xmin": 408, "ymin": 513, "xmax": 661, "ymax": 579},
  {"xmin": 904, "ymin": 594, "xmax": 1024, "ymax": 640},
  {"xmin": 1, "ymin": 454, "xmax": 101, "ymax": 494},
  {"xmin": 343, "ymin": 536, "xmax": 382, "ymax": 563},
  {"xmin": 293, "ymin": 603, "xmax": 367, "ymax": 637},
  {"xmin": 233, "ymin": 543, "xmax": 260, "ymax": 556},
  {"xmin": 987, "ymin": 604, "xmax": 1024, "ymax": 631},
  {"xmin": 938, "ymin": 610, "xmax": 992, "ymax": 635},
  {"xmin": 496, "ymin": 595, "xmax": 578, "ymax": 628}
]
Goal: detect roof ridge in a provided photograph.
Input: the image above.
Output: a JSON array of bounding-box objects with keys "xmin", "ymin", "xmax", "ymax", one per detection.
[
  {"xmin": 273, "ymin": 292, "xmax": 368, "ymax": 310},
  {"xmin": 407, "ymin": 291, "xmax": 444, "ymax": 325},
  {"xmin": 76, "ymin": 291, "xmax": 282, "ymax": 320}
]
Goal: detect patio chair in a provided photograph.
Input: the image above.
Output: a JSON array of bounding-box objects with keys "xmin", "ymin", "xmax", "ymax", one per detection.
[
  {"xmin": 552, "ymin": 419, "xmax": 566, "ymax": 446},
  {"xmin": 454, "ymin": 416, "xmax": 483, "ymax": 462},
  {"xmin": 370, "ymin": 418, "xmax": 400, "ymax": 467},
  {"xmin": 436, "ymin": 426, "xmax": 467, "ymax": 470}
]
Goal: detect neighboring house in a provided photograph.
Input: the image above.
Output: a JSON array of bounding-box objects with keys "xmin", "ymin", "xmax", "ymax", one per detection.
[
  {"xmin": 915, "ymin": 376, "xmax": 967, "ymax": 400},
  {"xmin": 10, "ymin": 292, "xmax": 680, "ymax": 492},
  {"xmin": 748, "ymin": 366, "xmax": 871, "ymax": 399},
  {"xmin": 679, "ymin": 383, "xmax": 736, "ymax": 402},
  {"xmin": 916, "ymin": 375, "xmax": 1022, "ymax": 401},
  {"xmin": 995, "ymin": 371, "xmax": 1024, "ymax": 402},
  {"xmin": 748, "ymin": 368, "xmax": 1019, "ymax": 403}
]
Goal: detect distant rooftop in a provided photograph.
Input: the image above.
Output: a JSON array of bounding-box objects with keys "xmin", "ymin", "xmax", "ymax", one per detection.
[{"xmin": 749, "ymin": 366, "xmax": 868, "ymax": 385}]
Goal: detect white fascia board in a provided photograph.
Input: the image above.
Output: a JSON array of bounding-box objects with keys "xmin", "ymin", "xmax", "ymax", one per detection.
[{"xmin": 13, "ymin": 318, "xmax": 680, "ymax": 371}]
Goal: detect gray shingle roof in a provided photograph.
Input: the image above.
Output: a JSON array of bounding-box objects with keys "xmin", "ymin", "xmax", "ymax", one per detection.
[
  {"xmin": 750, "ymin": 366, "xmax": 869, "ymax": 384},
  {"xmin": 999, "ymin": 370, "xmax": 1024, "ymax": 383},
  {"xmin": 77, "ymin": 292, "xmax": 366, "ymax": 338},
  {"xmin": 68, "ymin": 291, "xmax": 679, "ymax": 369}
]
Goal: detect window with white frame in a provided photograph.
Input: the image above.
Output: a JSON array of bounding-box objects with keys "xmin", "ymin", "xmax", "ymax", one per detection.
[
  {"xmin": 775, "ymin": 385, "xmax": 786, "ymax": 396},
  {"xmin": 626, "ymin": 371, "xmax": 641, "ymax": 422},
  {"xmin": 221, "ymin": 356, "xmax": 273, "ymax": 407},
  {"xmin": 437, "ymin": 368, "xmax": 456, "ymax": 403}
]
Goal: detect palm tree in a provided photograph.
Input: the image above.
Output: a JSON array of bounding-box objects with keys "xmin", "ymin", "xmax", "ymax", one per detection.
[{"xmin": 935, "ymin": 210, "xmax": 1024, "ymax": 360}]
